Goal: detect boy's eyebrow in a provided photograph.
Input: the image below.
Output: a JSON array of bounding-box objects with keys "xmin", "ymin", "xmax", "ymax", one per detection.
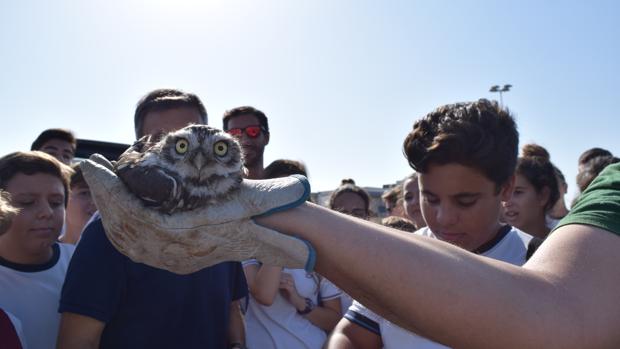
[{"xmin": 453, "ymin": 192, "xmax": 481, "ymax": 200}]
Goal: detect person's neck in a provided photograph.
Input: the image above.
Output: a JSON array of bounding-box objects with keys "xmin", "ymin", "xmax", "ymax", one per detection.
[
  {"xmin": 472, "ymin": 223, "xmax": 508, "ymax": 254},
  {"xmin": 549, "ymin": 202, "xmax": 569, "ymax": 219},
  {"xmin": 0, "ymin": 238, "xmax": 54, "ymax": 265},
  {"xmin": 59, "ymin": 224, "xmax": 80, "ymax": 245},
  {"xmin": 245, "ymin": 163, "xmax": 265, "ymax": 180},
  {"xmin": 520, "ymin": 218, "xmax": 551, "ymax": 239}
]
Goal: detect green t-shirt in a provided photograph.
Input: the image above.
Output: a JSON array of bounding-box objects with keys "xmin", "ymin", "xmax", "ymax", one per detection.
[{"xmin": 554, "ymin": 162, "xmax": 620, "ymax": 236}]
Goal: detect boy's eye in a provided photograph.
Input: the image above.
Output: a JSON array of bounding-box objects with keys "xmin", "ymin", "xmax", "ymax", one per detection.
[
  {"xmin": 16, "ymin": 200, "xmax": 34, "ymax": 207},
  {"xmin": 457, "ymin": 200, "xmax": 477, "ymax": 208},
  {"xmin": 424, "ymin": 196, "xmax": 439, "ymax": 205}
]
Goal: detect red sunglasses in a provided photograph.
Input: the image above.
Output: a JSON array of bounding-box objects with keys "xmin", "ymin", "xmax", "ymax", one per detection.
[{"xmin": 226, "ymin": 125, "xmax": 264, "ymax": 138}]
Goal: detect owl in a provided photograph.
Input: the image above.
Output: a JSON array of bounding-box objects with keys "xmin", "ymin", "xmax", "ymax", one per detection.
[{"xmin": 114, "ymin": 124, "xmax": 244, "ymax": 214}]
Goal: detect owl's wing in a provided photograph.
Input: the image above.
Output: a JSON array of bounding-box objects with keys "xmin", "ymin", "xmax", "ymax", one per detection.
[
  {"xmin": 114, "ymin": 136, "xmax": 152, "ymax": 169},
  {"xmin": 116, "ymin": 164, "xmax": 182, "ymax": 213}
]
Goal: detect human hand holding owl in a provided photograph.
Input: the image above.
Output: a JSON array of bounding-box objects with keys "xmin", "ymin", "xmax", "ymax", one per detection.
[{"xmin": 80, "ymin": 125, "xmax": 314, "ymax": 274}]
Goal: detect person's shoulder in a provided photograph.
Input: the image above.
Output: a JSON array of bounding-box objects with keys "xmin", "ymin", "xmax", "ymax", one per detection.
[
  {"xmin": 57, "ymin": 241, "xmax": 76, "ymax": 256},
  {"xmin": 506, "ymin": 226, "xmax": 534, "ymax": 244},
  {"xmin": 70, "ymin": 215, "xmax": 127, "ymax": 265},
  {"xmin": 555, "ymin": 162, "xmax": 620, "ymax": 236}
]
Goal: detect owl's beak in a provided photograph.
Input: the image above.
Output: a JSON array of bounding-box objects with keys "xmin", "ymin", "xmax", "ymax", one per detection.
[{"xmin": 192, "ymin": 152, "xmax": 207, "ymax": 170}]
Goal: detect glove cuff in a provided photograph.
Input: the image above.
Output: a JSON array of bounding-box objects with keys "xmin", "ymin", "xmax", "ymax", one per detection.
[{"xmin": 253, "ymin": 174, "xmax": 311, "ymax": 218}]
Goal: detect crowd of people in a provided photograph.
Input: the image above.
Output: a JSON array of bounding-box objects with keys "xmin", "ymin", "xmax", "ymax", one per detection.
[{"xmin": 0, "ymin": 88, "xmax": 618, "ymax": 349}]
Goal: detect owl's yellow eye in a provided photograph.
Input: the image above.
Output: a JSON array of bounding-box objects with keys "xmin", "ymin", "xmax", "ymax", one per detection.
[
  {"xmin": 214, "ymin": 141, "xmax": 228, "ymax": 157},
  {"xmin": 175, "ymin": 139, "xmax": 189, "ymax": 154}
]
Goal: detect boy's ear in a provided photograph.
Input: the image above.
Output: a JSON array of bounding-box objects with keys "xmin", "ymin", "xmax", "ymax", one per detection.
[{"xmin": 499, "ymin": 175, "xmax": 516, "ymax": 202}]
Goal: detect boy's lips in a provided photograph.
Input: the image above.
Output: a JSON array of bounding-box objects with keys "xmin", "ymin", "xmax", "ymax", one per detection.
[
  {"xmin": 435, "ymin": 231, "xmax": 465, "ymax": 243},
  {"xmin": 504, "ymin": 210, "xmax": 519, "ymax": 219},
  {"xmin": 29, "ymin": 227, "xmax": 57, "ymax": 237}
]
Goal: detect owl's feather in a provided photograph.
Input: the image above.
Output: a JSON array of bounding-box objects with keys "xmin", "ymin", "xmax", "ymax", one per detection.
[{"xmin": 114, "ymin": 125, "xmax": 243, "ymax": 214}]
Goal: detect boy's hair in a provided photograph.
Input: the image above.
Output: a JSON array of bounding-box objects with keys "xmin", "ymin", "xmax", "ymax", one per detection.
[
  {"xmin": 382, "ymin": 184, "xmax": 403, "ymax": 206},
  {"xmin": 0, "ymin": 151, "xmax": 74, "ymax": 206},
  {"xmin": 70, "ymin": 163, "xmax": 87, "ymax": 188},
  {"xmin": 382, "ymin": 216, "xmax": 417, "ymax": 233},
  {"xmin": 578, "ymin": 147, "xmax": 612, "ymax": 166},
  {"xmin": 516, "ymin": 144, "xmax": 560, "ymax": 212},
  {"xmin": 328, "ymin": 179, "xmax": 370, "ymax": 214},
  {"xmin": 222, "ymin": 106, "xmax": 269, "ymax": 133},
  {"xmin": 403, "ymin": 99, "xmax": 518, "ymax": 191},
  {"xmin": 264, "ymin": 159, "xmax": 307, "ymax": 179},
  {"xmin": 31, "ymin": 128, "xmax": 77, "ymax": 151},
  {"xmin": 0, "ymin": 190, "xmax": 19, "ymax": 235},
  {"xmin": 134, "ymin": 89, "xmax": 208, "ymax": 139},
  {"xmin": 577, "ymin": 155, "xmax": 620, "ymax": 192}
]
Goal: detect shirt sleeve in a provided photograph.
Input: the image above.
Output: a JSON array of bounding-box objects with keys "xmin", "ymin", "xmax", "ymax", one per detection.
[
  {"xmin": 344, "ymin": 300, "xmax": 381, "ymax": 335},
  {"xmin": 318, "ymin": 275, "xmax": 342, "ymax": 301},
  {"xmin": 58, "ymin": 216, "xmax": 127, "ymax": 323},
  {"xmin": 553, "ymin": 162, "xmax": 620, "ymax": 236},
  {"xmin": 241, "ymin": 259, "xmax": 259, "ymax": 267},
  {"xmin": 230, "ymin": 261, "xmax": 248, "ymax": 301}
]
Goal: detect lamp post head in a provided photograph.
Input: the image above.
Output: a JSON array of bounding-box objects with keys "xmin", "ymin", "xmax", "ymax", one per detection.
[{"xmin": 489, "ymin": 85, "xmax": 500, "ymax": 92}]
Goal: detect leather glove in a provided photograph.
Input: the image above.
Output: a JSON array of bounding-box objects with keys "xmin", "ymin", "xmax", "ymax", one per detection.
[{"xmin": 80, "ymin": 154, "xmax": 315, "ymax": 275}]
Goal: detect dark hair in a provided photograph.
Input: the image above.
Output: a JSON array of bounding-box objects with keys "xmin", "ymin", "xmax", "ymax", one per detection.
[
  {"xmin": 403, "ymin": 99, "xmax": 518, "ymax": 191},
  {"xmin": 576, "ymin": 155, "xmax": 620, "ymax": 192},
  {"xmin": 0, "ymin": 151, "xmax": 73, "ymax": 206},
  {"xmin": 134, "ymin": 89, "xmax": 208, "ymax": 139},
  {"xmin": 0, "ymin": 190, "xmax": 18, "ymax": 235},
  {"xmin": 553, "ymin": 165, "xmax": 566, "ymax": 186},
  {"xmin": 264, "ymin": 159, "xmax": 307, "ymax": 179},
  {"xmin": 381, "ymin": 184, "xmax": 403, "ymax": 205},
  {"xmin": 70, "ymin": 163, "xmax": 87, "ymax": 188},
  {"xmin": 328, "ymin": 179, "xmax": 370, "ymax": 214},
  {"xmin": 516, "ymin": 144, "xmax": 559, "ymax": 212},
  {"xmin": 382, "ymin": 216, "xmax": 417, "ymax": 233},
  {"xmin": 578, "ymin": 147, "xmax": 612, "ymax": 166},
  {"xmin": 31, "ymin": 128, "xmax": 77, "ymax": 151},
  {"xmin": 222, "ymin": 106, "xmax": 269, "ymax": 133}
]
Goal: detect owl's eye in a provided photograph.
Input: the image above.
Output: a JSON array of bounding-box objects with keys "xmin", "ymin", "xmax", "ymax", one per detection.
[
  {"xmin": 213, "ymin": 141, "xmax": 228, "ymax": 157},
  {"xmin": 175, "ymin": 139, "xmax": 189, "ymax": 154}
]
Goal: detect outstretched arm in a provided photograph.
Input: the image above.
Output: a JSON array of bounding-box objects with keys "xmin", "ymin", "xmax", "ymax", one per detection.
[{"xmin": 256, "ymin": 203, "xmax": 620, "ymax": 349}]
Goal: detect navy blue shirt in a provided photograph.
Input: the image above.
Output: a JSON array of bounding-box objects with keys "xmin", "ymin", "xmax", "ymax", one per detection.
[{"xmin": 59, "ymin": 216, "xmax": 247, "ymax": 349}]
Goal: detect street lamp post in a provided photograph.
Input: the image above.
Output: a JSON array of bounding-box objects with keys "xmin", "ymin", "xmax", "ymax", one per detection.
[{"xmin": 489, "ymin": 84, "xmax": 512, "ymax": 107}]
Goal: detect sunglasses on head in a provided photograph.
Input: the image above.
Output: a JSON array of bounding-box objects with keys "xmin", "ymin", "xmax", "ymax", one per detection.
[{"xmin": 226, "ymin": 125, "xmax": 264, "ymax": 138}]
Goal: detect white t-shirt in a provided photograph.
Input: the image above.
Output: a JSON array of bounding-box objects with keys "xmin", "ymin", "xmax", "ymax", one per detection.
[
  {"xmin": 349, "ymin": 226, "xmax": 533, "ymax": 349},
  {"xmin": 243, "ymin": 261, "xmax": 342, "ymax": 349},
  {"xmin": 0, "ymin": 243, "xmax": 75, "ymax": 349}
]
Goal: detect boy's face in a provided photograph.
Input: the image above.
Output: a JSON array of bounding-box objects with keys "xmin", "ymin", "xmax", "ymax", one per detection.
[
  {"xmin": 419, "ymin": 163, "xmax": 513, "ymax": 252},
  {"xmin": 1, "ymin": 173, "xmax": 65, "ymax": 255},
  {"xmin": 332, "ymin": 192, "xmax": 368, "ymax": 219},
  {"xmin": 226, "ymin": 114, "xmax": 269, "ymax": 168},
  {"xmin": 141, "ymin": 107, "xmax": 203, "ymax": 141},
  {"xmin": 67, "ymin": 182, "xmax": 96, "ymax": 231},
  {"xmin": 40, "ymin": 139, "xmax": 75, "ymax": 165},
  {"xmin": 403, "ymin": 177, "xmax": 425, "ymax": 229}
]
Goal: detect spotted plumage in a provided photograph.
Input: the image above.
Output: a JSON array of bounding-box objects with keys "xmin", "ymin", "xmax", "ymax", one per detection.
[{"xmin": 114, "ymin": 124, "xmax": 243, "ymax": 214}]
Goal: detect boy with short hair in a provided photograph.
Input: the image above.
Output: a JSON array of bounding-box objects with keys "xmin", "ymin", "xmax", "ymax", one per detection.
[
  {"xmin": 326, "ymin": 99, "xmax": 538, "ymax": 349},
  {"xmin": 31, "ymin": 128, "xmax": 77, "ymax": 165},
  {"xmin": 0, "ymin": 151, "xmax": 75, "ymax": 349},
  {"xmin": 60, "ymin": 164, "xmax": 97, "ymax": 244}
]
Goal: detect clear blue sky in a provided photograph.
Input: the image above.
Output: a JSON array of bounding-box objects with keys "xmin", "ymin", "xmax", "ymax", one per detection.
[{"xmin": 1, "ymin": 0, "xmax": 618, "ymax": 200}]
